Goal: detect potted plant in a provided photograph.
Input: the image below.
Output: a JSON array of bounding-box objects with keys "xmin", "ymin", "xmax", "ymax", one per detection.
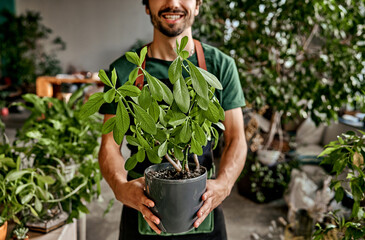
[
  {"xmin": 80, "ymin": 36, "xmax": 225, "ymax": 233},
  {"xmin": 0, "ymin": 153, "xmax": 56, "ymax": 239},
  {"xmin": 12, "ymin": 226, "xmax": 29, "ymax": 240},
  {"xmin": 312, "ymin": 130, "xmax": 365, "ymax": 239},
  {"xmin": 12, "ymin": 88, "xmax": 103, "ymax": 224}
]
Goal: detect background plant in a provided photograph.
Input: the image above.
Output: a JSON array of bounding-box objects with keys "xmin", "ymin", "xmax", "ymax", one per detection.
[
  {"xmin": 0, "ymin": 154, "xmax": 55, "ymax": 227},
  {"xmin": 194, "ymin": 0, "xmax": 365, "ymax": 125},
  {"xmin": 238, "ymin": 154, "xmax": 296, "ymax": 202},
  {"xmin": 313, "ymin": 131, "xmax": 365, "ymax": 239},
  {"xmin": 81, "ymin": 36, "xmax": 225, "ymax": 173},
  {"xmin": 12, "ymin": 89, "xmax": 102, "ymax": 221},
  {"xmin": 0, "ymin": 9, "xmax": 65, "ymax": 89}
]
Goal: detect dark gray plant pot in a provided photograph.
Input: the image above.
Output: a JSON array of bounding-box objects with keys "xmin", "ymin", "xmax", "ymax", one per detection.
[{"xmin": 144, "ymin": 163, "xmax": 207, "ymax": 234}]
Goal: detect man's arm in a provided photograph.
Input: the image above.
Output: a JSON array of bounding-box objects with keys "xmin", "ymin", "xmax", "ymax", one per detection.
[
  {"xmin": 99, "ymin": 114, "xmax": 161, "ymax": 234},
  {"xmin": 194, "ymin": 107, "xmax": 247, "ymax": 227}
]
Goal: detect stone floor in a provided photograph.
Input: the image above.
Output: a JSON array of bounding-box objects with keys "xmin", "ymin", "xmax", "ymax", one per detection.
[{"xmin": 2, "ymin": 111, "xmax": 288, "ymax": 240}]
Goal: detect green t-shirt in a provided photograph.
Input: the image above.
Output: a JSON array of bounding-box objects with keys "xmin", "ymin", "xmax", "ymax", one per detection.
[{"xmin": 99, "ymin": 42, "xmax": 245, "ymax": 114}]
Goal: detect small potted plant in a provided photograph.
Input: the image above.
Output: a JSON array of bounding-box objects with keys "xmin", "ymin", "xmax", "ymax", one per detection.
[
  {"xmin": 80, "ymin": 36, "xmax": 225, "ymax": 233},
  {"xmin": 12, "ymin": 227, "xmax": 29, "ymax": 240}
]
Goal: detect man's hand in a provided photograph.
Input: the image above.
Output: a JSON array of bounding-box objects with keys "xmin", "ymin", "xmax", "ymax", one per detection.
[
  {"xmin": 115, "ymin": 177, "xmax": 162, "ymax": 234},
  {"xmin": 194, "ymin": 179, "xmax": 230, "ymax": 228}
]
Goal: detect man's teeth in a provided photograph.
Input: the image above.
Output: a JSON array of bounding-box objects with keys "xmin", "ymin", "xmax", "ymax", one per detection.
[{"xmin": 164, "ymin": 15, "xmax": 181, "ymax": 20}]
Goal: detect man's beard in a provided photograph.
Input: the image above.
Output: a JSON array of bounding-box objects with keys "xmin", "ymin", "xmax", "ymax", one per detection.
[{"xmin": 149, "ymin": 7, "xmax": 195, "ymax": 37}]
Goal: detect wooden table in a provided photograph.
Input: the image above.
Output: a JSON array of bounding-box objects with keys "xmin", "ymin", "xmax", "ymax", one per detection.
[
  {"xmin": 36, "ymin": 76, "xmax": 102, "ymax": 98},
  {"xmin": 28, "ymin": 221, "xmax": 77, "ymax": 240}
]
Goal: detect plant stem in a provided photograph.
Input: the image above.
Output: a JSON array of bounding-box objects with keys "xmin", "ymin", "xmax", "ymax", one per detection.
[
  {"xmin": 193, "ymin": 154, "xmax": 200, "ymax": 170},
  {"xmin": 164, "ymin": 154, "xmax": 182, "ymax": 172}
]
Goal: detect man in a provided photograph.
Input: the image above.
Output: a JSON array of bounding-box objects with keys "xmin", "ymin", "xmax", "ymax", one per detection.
[{"xmin": 98, "ymin": 0, "xmax": 247, "ymax": 239}]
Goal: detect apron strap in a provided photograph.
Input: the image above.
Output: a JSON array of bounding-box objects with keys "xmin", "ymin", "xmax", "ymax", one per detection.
[{"xmin": 135, "ymin": 39, "xmax": 206, "ymax": 90}]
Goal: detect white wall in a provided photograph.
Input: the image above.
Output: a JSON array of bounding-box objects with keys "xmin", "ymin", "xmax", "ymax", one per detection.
[{"xmin": 16, "ymin": 0, "xmax": 153, "ymax": 72}]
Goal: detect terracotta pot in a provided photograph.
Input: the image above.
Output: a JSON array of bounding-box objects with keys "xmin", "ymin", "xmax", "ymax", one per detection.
[{"xmin": 0, "ymin": 221, "xmax": 8, "ymax": 240}]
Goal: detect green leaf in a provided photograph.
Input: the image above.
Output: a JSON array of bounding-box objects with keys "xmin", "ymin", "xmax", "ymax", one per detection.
[
  {"xmin": 157, "ymin": 77, "xmax": 173, "ymax": 105},
  {"xmin": 179, "ymin": 122, "xmax": 192, "ymax": 143},
  {"xmin": 98, "ymin": 69, "xmax": 112, "ymax": 87},
  {"xmin": 214, "ymin": 122, "xmax": 225, "ymax": 131},
  {"xmin": 36, "ymin": 175, "xmax": 55, "ymax": 185},
  {"xmin": 125, "ymin": 52, "xmax": 140, "ymax": 66},
  {"xmin": 198, "ymin": 67, "xmax": 223, "ymax": 90},
  {"xmin": 104, "ymin": 88, "xmax": 116, "ymax": 103},
  {"xmin": 197, "ymin": 95, "xmax": 209, "ymax": 111},
  {"xmin": 111, "ymin": 68, "xmax": 117, "ymax": 87},
  {"xmin": 78, "ymin": 203, "xmax": 90, "ymax": 214},
  {"xmin": 179, "ymin": 50, "xmax": 189, "ymax": 59},
  {"xmin": 102, "ymin": 117, "xmax": 116, "ymax": 134},
  {"xmin": 174, "ymin": 77, "xmax": 190, "ymax": 113},
  {"xmin": 154, "ymin": 129, "xmax": 167, "ymax": 143},
  {"xmin": 187, "ymin": 60, "xmax": 208, "ymax": 99},
  {"xmin": 180, "ymin": 36, "xmax": 188, "ymax": 52},
  {"xmin": 28, "ymin": 205, "xmax": 39, "ymax": 218},
  {"xmin": 15, "ymin": 183, "xmax": 32, "ymax": 195},
  {"xmin": 139, "ymin": 46, "xmax": 148, "ymax": 65},
  {"xmin": 318, "ymin": 147, "xmax": 337, "ymax": 157},
  {"xmin": 133, "ymin": 104, "xmax": 157, "ymax": 135},
  {"xmin": 79, "ymin": 92, "xmax": 105, "ymax": 120},
  {"xmin": 136, "ymin": 130, "xmax": 150, "ymax": 149},
  {"xmin": 136, "ymin": 149, "xmax": 145, "ymax": 163},
  {"xmin": 159, "ymin": 107, "xmax": 167, "ymax": 126},
  {"xmin": 212, "ymin": 127, "xmax": 219, "ymax": 150},
  {"xmin": 125, "ymin": 155, "xmax": 138, "ymax": 171},
  {"xmin": 334, "ymin": 187, "xmax": 344, "ymax": 202},
  {"xmin": 21, "ymin": 193, "xmax": 33, "ymax": 204},
  {"xmin": 128, "ymin": 67, "xmax": 139, "ymax": 84},
  {"xmin": 168, "ymin": 58, "xmax": 182, "ymax": 84},
  {"xmin": 148, "ymin": 100, "xmax": 160, "ymax": 123},
  {"xmin": 168, "ymin": 112, "xmax": 187, "ymax": 126},
  {"xmin": 113, "ymin": 100, "xmax": 130, "ymax": 144},
  {"xmin": 117, "ymin": 85, "xmax": 141, "ymax": 97},
  {"xmin": 35, "ymin": 197, "xmax": 42, "ymax": 212},
  {"xmin": 138, "ymin": 86, "xmax": 152, "ymax": 110},
  {"xmin": 6, "ymin": 170, "xmax": 30, "ymax": 181},
  {"xmin": 158, "ymin": 141, "xmax": 168, "ymax": 157},
  {"xmin": 146, "ymin": 148, "xmax": 161, "ymax": 164},
  {"xmin": 145, "ymin": 72, "xmax": 163, "ymax": 101},
  {"xmin": 174, "ymin": 146, "xmax": 184, "ymax": 161},
  {"xmin": 193, "ymin": 121, "xmax": 207, "ymax": 146},
  {"xmin": 202, "ymin": 101, "xmax": 220, "ymax": 123},
  {"xmin": 26, "ymin": 130, "xmax": 42, "ymax": 139},
  {"xmin": 190, "ymin": 135, "xmax": 203, "ymax": 155},
  {"xmin": 126, "ymin": 135, "xmax": 140, "ymax": 147}
]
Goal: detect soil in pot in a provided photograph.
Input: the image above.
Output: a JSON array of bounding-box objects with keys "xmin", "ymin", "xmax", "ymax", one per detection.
[{"xmin": 144, "ymin": 163, "xmax": 207, "ymax": 234}]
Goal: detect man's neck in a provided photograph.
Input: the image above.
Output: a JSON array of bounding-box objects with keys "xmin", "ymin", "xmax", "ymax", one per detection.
[{"xmin": 150, "ymin": 28, "xmax": 195, "ymax": 61}]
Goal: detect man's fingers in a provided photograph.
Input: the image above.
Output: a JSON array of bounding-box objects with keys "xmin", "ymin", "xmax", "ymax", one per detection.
[
  {"xmin": 202, "ymin": 190, "xmax": 213, "ymax": 201},
  {"xmin": 141, "ymin": 195, "xmax": 155, "ymax": 208},
  {"xmin": 144, "ymin": 217, "xmax": 162, "ymax": 234},
  {"xmin": 141, "ymin": 205, "xmax": 160, "ymax": 225}
]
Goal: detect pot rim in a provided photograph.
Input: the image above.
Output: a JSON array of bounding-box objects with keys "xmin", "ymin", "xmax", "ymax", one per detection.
[{"xmin": 144, "ymin": 162, "xmax": 207, "ymax": 184}]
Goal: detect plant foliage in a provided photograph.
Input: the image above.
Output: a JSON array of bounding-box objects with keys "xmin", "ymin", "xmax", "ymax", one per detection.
[
  {"xmin": 11, "ymin": 89, "xmax": 102, "ymax": 222},
  {"xmin": 314, "ymin": 131, "xmax": 365, "ymax": 239},
  {"xmin": 194, "ymin": 0, "xmax": 365, "ymax": 125},
  {"xmin": 81, "ymin": 36, "xmax": 225, "ymax": 172}
]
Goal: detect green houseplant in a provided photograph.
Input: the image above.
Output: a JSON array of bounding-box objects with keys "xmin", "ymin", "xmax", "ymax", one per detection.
[
  {"xmin": 0, "ymin": 9, "xmax": 65, "ymax": 91},
  {"xmin": 313, "ymin": 130, "xmax": 365, "ymax": 239},
  {"xmin": 12, "ymin": 88, "xmax": 102, "ymax": 223},
  {"xmin": 80, "ymin": 36, "xmax": 225, "ymax": 233}
]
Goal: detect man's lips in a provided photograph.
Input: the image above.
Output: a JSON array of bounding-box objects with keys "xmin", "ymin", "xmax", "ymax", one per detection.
[{"xmin": 159, "ymin": 9, "xmax": 186, "ymax": 23}]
